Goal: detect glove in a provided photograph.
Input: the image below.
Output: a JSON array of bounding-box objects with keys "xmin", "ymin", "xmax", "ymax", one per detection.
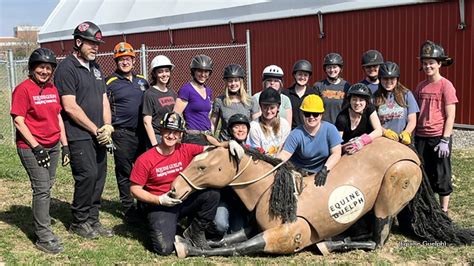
[
  {"xmin": 434, "ymin": 138, "xmax": 450, "ymax": 158},
  {"xmin": 229, "ymin": 140, "xmax": 245, "ymax": 160},
  {"xmin": 158, "ymin": 191, "xmax": 182, "ymax": 207},
  {"xmin": 399, "ymin": 131, "xmax": 412, "ymax": 145},
  {"xmin": 96, "ymin": 124, "xmax": 114, "ymax": 145},
  {"xmin": 32, "ymin": 145, "xmax": 50, "ymax": 168},
  {"xmin": 343, "ymin": 134, "xmax": 372, "ymax": 155},
  {"xmin": 383, "ymin": 129, "xmax": 399, "ymax": 141},
  {"xmin": 61, "ymin": 146, "xmax": 70, "ymax": 166},
  {"xmin": 314, "ymin": 165, "xmax": 329, "ymax": 187}
]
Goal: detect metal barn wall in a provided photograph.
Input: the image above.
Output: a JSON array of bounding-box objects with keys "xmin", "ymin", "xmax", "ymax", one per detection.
[{"xmin": 42, "ymin": 1, "xmax": 473, "ymax": 125}]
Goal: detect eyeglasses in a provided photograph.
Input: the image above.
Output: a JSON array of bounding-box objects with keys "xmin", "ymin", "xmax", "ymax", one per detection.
[{"xmin": 303, "ymin": 112, "xmax": 322, "ymax": 118}]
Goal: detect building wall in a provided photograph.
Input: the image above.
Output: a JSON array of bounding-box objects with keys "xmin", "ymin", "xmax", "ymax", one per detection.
[{"xmin": 42, "ymin": 1, "xmax": 474, "ymax": 125}]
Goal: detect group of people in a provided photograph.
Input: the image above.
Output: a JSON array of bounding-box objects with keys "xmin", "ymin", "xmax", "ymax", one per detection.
[{"xmin": 11, "ymin": 20, "xmax": 457, "ymax": 255}]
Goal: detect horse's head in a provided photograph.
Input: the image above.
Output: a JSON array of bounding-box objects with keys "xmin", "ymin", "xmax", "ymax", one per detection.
[{"xmin": 171, "ymin": 145, "xmax": 241, "ymax": 200}]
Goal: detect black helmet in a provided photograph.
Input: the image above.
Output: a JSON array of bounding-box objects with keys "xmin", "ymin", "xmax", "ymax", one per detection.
[
  {"xmin": 347, "ymin": 83, "xmax": 372, "ymax": 99},
  {"xmin": 361, "ymin": 50, "xmax": 384, "ymax": 66},
  {"xmin": 323, "ymin": 53, "xmax": 344, "ymax": 67},
  {"xmin": 379, "ymin": 61, "xmax": 400, "ymax": 79},
  {"xmin": 419, "ymin": 40, "xmax": 453, "ymax": 67},
  {"xmin": 227, "ymin": 113, "xmax": 250, "ymax": 132},
  {"xmin": 190, "ymin": 54, "xmax": 213, "ymax": 71},
  {"xmin": 28, "ymin": 48, "xmax": 57, "ymax": 71},
  {"xmin": 73, "ymin": 21, "xmax": 105, "ymax": 44},
  {"xmin": 223, "ymin": 64, "xmax": 245, "ymax": 79},
  {"xmin": 160, "ymin": 112, "xmax": 186, "ymax": 132},
  {"xmin": 292, "ymin": 60, "xmax": 313, "ymax": 75},
  {"xmin": 259, "ymin": 88, "xmax": 281, "ymax": 105}
]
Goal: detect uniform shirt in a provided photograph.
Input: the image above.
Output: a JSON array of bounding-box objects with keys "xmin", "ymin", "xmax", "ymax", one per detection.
[
  {"xmin": 10, "ymin": 79, "xmax": 61, "ymax": 148},
  {"xmin": 377, "ymin": 91, "xmax": 419, "ymax": 134},
  {"xmin": 360, "ymin": 79, "xmax": 379, "ymax": 96},
  {"xmin": 335, "ymin": 105, "xmax": 376, "ymax": 143},
  {"xmin": 313, "ymin": 79, "xmax": 351, "ymax": 124},
  {"xmin": 130, "ymin": 143, "xmax": 204, "ymax": 196},
  {"xmin": 414, "ymin": 77, "xmax": 458, "ymax": 137},
  {"xmin": 177, "ymin": 82, "xmax": 212, "ymax": 131},
  {"xmin": 283, "ymin": 122, "xmax": 342, "ymax": 173},
  {"xmin": 106, "ymin": 72, "xmax": 149, "ymax": 129},
  {"xmin": 247, "ymin": 117, "xmax": 291, "ymax": 156},
  {"xmin": 282, "ymin": 84, "xmax": 319, "ymax": 129},
  {"xmin": 252, "ymin": 92, "xmax": 292, "ymax": 122},
  {"xmin": 54, "ymin": 55, "xmax": 106, "ymax": 141},
  {"xmin": 142, "ymin": 87, "xmax": 177, "ymax": 134}
]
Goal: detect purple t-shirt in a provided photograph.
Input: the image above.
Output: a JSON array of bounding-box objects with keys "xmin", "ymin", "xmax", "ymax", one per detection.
[{"xmin": 177, "ymin": 82, "xmax": 212, "ymax": 131}]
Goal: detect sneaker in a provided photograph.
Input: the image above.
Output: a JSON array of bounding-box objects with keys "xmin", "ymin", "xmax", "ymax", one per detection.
[
  {"xmin": 69, "ymin": 222, "xmax": 99, "ymax": 239},
  {"xmin": 35, "ymin": 240, "xmax": 64, "ymax": 254},
  {"xmin": 90, "ymin": 222, "xmax": 114, "ymax": 237}
]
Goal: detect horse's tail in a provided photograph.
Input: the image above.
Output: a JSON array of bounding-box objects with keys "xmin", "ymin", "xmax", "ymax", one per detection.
[{"xmin": 408, "ymin": 155, "xmax": 473, "ymax": 245}]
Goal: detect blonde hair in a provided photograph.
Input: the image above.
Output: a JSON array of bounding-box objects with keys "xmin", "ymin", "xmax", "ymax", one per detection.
[
  {"xmin": 259, "ymin": 115, "xmax": 281, "ymax": 137},
  {"xmin": 223, "ymin": 79, "xmax": 251, "ymax": 107},
  {"xmin": 374, "ymin": 82, "xmax": 410, "ymax": 109}
]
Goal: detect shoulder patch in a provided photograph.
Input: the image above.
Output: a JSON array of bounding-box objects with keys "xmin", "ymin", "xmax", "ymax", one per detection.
[
  {"xmin": 106, "ymin": 77, "xmax": 118, "ymax": 85},
  {"xmin": 136, "ymin": 74, "xmax": 145, "ymax": 79}
]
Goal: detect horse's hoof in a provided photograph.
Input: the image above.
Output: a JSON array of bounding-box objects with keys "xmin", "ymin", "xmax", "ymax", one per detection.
[
  {"xmin": 316, "ymin": 241, "xmax": 330, "ymax": 256},
  {"xmin": 174, "ymin": 236, "xmax": 189, "ymax": 258}
]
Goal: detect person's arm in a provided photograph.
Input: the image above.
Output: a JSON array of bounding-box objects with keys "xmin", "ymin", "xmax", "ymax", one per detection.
[
  {"xmin": 130, "ymin": 183, "xmax": 160, "ymax": 205},
  {"xmin": 324, "ymin": 144, "xmax": 342, "ymax": 171},
  {"xmin": 210, "ymin": 110, "xmax": 220, "ymax": 135},
  {"xmin": 143, "ymin": 115, "xmax": 158, "ymax": 146},
  {"xmin": 173, "ymin": 98, "xmax": 188, "ymax": 115},
  {"xmin": 58, "ymin": 114, "xmax": 68, "ymax": 146},
  {"xmin": 102, "ymin": 93, "xmax": 112, "ymax": 125},
  {"xmin": 277, "ymin": 150, "xmax": 293, "ymax": 162},
  {"xmin": 251, "ymin": 111, "xmax": 261, "ymax": 121},
  {"xmin": 443, "ymin": 104, "xmax": 456, "ymax": 138},
  {"xmin": 368, "ymin": 111, "xmax": 383, "ymax": 140},
  {"xmin": 285, "ymin": 108, "xmax": 292, "ymax": 126},
  {"xmin": 13, "ymin": 115, "xmax": 39, "ymax": 148},
  {"xmin": 404, "ymin": 113, "xmax": 417, "ymax": 135},
  {"xmin": 61, "ymin": 95, "xmax": 99, "ymax": 135}
]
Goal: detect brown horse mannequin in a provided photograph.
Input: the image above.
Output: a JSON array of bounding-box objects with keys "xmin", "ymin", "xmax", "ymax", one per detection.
[{"xmin": 171, "ymin": 137, "xmax": 425, "ymax": 257}]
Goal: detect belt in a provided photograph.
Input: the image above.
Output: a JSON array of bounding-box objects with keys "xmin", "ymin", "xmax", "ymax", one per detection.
[
  {"xmin": 116, "ymin": 127, "xmax": 137, "ymax": 132},
  {"xmin": 186, "ymin": 129, "xmax": 212, "ymax": 135}
]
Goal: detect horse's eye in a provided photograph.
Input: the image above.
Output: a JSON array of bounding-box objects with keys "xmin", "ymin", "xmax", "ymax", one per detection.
[{"xmin": 198, "ymin": 166, "xmax": 206, "ymax": 171}]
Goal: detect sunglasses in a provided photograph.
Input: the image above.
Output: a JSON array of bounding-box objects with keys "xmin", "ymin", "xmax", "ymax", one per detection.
[{"xmin": 303, "ymin": 112, "xmax": 322, "ymax": 118}]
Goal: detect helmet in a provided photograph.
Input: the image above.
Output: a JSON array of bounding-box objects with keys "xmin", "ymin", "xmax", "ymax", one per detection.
[
  {"xmin": 262, "ymin": 65, "xmax": 284, "ymax": 81},
  {"xmin": 227, "ymin": 113, "xmax": 250, "ymax": 131},
  {"xmin": 419, "ymin": 40, "xmax": 453, "ymax": 66},
  {"xmin": 190, "ymin": 54, "xmax": 213, "ymax": 71},
  {"xmin": 28, "ymin": 48, "xmax": 57, "ymax": 71},
  {"xmin": 347, "ymin": 83, "xmax": 372, "ymax": 99},
  {"xmin": 259, "ymin": 88, "xmax": 281, "ymax": 105},
  {"xmin": 160, "ymin": 112, "xmax": 186, "ymax": 132},
  {"xmin": 73, "ymin": 21, "xmax": 105, "ymax": 44},
  {"xmin": 323, "ymin": 53, "xmax": 344, "ymax": 67},
  {"xmin": 379, "ymin": 61, "xmax": 400, "ymax": 79},
  {"xmin": 300, "ymin": 95, "xmax": 324, "ymax": 113},
  {"xmin": 361, "ymin": 50, "xmax": 384, "ymax": 66},
  {"xmin": 223, "ymin": 64, "xmax": 245, "ymax": 79},
  {"xmin": 151, "ymin": 55, "xmax": 175, "ymax": 70},
  {"xmin": 292, "ymin": 60, "xmax": 313, "ymax": 75},
  {"xmin": 113, "ymin": 42, "xmax": 135, "ymax": 59}
]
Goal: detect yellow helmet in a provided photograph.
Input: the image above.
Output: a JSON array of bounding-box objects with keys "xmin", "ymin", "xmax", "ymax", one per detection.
[{"xmin": 300, "ymin": 95, "xmax": 324, "ymax": 113}]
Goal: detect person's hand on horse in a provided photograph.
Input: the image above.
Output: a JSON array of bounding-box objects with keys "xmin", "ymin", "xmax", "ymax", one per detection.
[
  {"xmin": 314, "ymin": 165, "xmax": 329, "ymax": 186},
  {"xmin": 383, "ymin": 129, "xmax": 399, "ymax": 141},
  {"xmin": 61, "ymin": 145, "xmax": 70, "ymax": 166},
  {"xmin": 399, "ymin": 131, "xmax": 411, "ymax": 145},
  {"xmin": 343, "ymin": 134, "xmax": 372, "ymax": 155},
  {"xmin": 158, "ymin": 191, "xmax": 182, "ymax": 207},
  {"xmin": 32, "ymin": 144, "xmax": 50, "ymax": 168},
  {"xmin": 229, "ymin": 140, "xmax": 245, "ymax": 160},
  {"xmin": 96, "ymin": 124, "xmax": 114, "ymax": 145},
  {"xmin": 434, "ymin": 138, "xmax": 450, "ymax": 158}
]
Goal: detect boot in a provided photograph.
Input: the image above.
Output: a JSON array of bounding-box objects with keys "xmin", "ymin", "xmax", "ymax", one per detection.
[
  {"xmin": 207, "ymin": 227, "xmax": 253, "ymax": 247},
  {"xmin": 183, "ymin": 220, "xmax": 210, "ymax": 249},
  {"xmin": 317, "ymin": 237, "xmax": 376, "ymax": 255}
]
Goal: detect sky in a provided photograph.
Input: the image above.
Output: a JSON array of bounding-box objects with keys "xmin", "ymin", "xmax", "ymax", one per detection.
[{"xmin": 0, "ymin": 0, "xmax": 59, "ymax": 37}]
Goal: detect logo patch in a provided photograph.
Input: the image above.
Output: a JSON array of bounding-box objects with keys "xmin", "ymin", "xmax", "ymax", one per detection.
[
  {"xmin": 95, "ymin": 32, "xmax": 102, "ymax": 41},
  {"xmin": 328, "ymin": 185, "xmax": 365, "ymax": 224},
  {"xmin": 93, "ymin": 68, "xmax": 102, "ymax": 80},
  {"xmin": 78, "ymin": 23, "xmax": 90, "ymax": 32}
]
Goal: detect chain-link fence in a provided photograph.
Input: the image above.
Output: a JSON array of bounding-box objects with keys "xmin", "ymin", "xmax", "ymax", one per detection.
[{"xmin": 0, "ymin": 42, "xmax": 249, "ymax": 146}]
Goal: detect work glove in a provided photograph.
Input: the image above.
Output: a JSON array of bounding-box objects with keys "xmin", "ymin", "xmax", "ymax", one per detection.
[
  {"xmin": 383, "ymin": 129, "xmax": 399, "ymax": 141},
  {"xmin": 96, "ymin": 124, "xmax": 114, "ymax": 145},
  {"xmin": 32, "ymin": 144, "xmax": 50, "ymax": 168},
  {"xmin": 399, "ymin": 131, "xmax": 412, "ymax": 145},
  {"xmin": 229, "ymin": 140, "xmax": 245, "ymax": 160},
  {"xmin": 314, "ymin": 165, "xmax": 329, "ymax": 187},
  {"xmin": 158, "ymin": 191, "xmax": 182, "ymax": 207},
  {"xmin": 343, "ymin": 134, "xmax": 372, "ymax": 155},
  {"xmin": 434, "ymin": 138, "xmax": 450, "ymax": 158},
  {"xmin": 61, "ymin": 146, "xmax": 70, "ymax": 166}
]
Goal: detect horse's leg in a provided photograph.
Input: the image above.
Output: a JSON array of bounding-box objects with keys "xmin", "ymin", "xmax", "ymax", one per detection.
[
  {"xmin": 207, "ymin": 226, "xmax": 255, "ymax": 248},
  {"xmin": 175, "ymin": 217, "xmax": 313, "ymax": 257},
  {"xmin": 373, "ymin": 160, "xmax": 422, "ymax": 247}
]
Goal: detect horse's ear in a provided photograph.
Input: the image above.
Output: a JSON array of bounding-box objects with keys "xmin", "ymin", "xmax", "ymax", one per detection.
[{"xmin": 204, "ymin": 134, "xmax": 221, "ymax": 146}]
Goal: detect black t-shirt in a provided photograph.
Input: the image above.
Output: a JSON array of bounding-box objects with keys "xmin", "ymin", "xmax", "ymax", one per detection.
[
  {"xmin": 282, "ymin": 84, "xmax": 319, "ymax": 129},
  {"xmin": 335, "ymin": 104, "xmax": 376, "ymax": 143},
  {"xmin": 54, "ymin": 55, "xmax": 106, "ymax": 141},
  {"xmin": 142, "ymin": 87, "xmax": 177, "ymax": 134}
]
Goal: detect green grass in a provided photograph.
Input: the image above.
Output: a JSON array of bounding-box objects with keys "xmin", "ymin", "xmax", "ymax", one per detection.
[{"xmin": 0, "ymin": 144, "xmax": 472, "ymax": 264}]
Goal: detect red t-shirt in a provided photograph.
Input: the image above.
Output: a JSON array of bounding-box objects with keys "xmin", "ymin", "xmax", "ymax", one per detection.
[
  {"xmin": 130, "ymin": 143, "xmax": 205, "ymax": 196},
  {"xmin": 10, "ymin": 79, "xmax": 62, "ymax": 148},
  {"xmin": 414, "ymin": 77, "xmax": 458, "ymax": 137}
]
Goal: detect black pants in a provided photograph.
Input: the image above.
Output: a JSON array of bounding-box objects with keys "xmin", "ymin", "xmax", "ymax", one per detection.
[
  {"xmin": 112, "ymin": 128, "xmax": 145, "ymax": 211},
  {"xmin": 139, "ymin": 189, "xmax": 220, "ymax": 255},
  {"xmin": 69, "ymin": 139, "xmax": 107, "ymax": 225}
]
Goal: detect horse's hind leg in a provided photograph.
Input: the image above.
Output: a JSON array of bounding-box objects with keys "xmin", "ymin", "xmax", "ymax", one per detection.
[
  {"xmin": 207, "ymin": 226, "xmax": 254, "ymax": 247},
  {"xmin": 373, "ymin": 160, "xmax": 422, "ymax": 247}
]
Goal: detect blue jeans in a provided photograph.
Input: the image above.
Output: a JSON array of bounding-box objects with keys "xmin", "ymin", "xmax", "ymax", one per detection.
[
  {"xmin": 17, "ymin": 142, "xmax": 60, "ymax": 242},
  {"xmin": 213, "ymin": 189, "xmax": 249, "ymax": 234}
]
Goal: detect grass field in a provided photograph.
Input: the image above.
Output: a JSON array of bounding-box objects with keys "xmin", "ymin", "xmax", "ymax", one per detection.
[{"xmin": 0, "ymin": 144, "xmax": 472, "ymax": 264}]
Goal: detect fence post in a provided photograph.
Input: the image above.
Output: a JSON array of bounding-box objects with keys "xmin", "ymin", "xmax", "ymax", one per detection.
[
  {"xmin": 140, "ymin": 44, "xmax": 147, "ymax": 80},
  {"xmin": 7, "ymin": 50, "xmax": 16, "ymax": 144},
  {"xmin": 246, "ymin": 29, "xmax": 252, "ymax": 95}
]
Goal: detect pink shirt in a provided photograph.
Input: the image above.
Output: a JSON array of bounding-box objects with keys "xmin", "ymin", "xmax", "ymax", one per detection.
[{"xmin": 414, "ymin": 77, "xmax": 458, "ymax": 137}]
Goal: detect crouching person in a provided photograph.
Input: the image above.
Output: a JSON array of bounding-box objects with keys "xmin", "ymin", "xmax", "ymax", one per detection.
[{"xmin": 129, "ymin": 112, "xmax": 220, "ymax": 255}]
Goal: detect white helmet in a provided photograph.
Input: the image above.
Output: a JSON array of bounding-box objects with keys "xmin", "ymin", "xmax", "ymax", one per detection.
[
  {"xmin": 150, "ymin": 55, "xmax": 175, "ymax": 70},
  {"xmin": 262, "ymin": 65, "xmax": 284, "ymax": 81}
]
